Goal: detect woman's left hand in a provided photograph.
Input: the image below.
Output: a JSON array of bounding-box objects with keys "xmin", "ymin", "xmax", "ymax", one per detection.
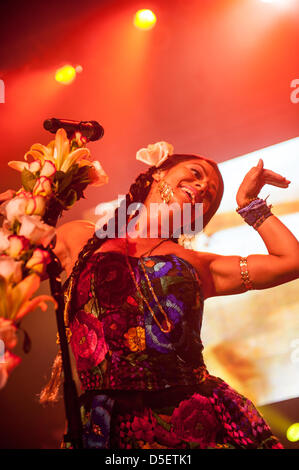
[{"xmin": 236, "ymin": 159, "xmax": 291, "ymax": 207}]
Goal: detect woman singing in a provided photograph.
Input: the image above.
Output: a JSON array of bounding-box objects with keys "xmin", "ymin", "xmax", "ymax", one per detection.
[{"xmin": 50, "ymin": 144, "xmax": 298, "ymax": 449}]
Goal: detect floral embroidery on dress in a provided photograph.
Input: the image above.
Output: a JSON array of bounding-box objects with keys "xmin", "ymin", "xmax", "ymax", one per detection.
[
  {"xmin": 63, "ymin": 251, "xmax": 283, "ymax": 450},
  {"xmin": 70, "ymin": 310, "xmax": 108, "ymax": 371}
]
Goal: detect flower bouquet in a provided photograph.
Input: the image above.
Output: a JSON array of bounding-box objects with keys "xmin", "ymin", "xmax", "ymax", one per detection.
[{"xmin": 0, "ymin": 129, "xmax": 108, "ymax": 389}]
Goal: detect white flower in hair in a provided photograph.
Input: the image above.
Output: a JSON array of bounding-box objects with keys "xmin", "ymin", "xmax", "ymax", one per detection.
[{"xmin": 136, "ymin": 141, "xmax": 174, "ymax": 168}]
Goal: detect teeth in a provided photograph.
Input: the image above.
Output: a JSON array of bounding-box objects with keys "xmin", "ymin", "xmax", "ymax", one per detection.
[{"xmin": 180, "ymin": 186, "xmax": 196, "ymax": 205}]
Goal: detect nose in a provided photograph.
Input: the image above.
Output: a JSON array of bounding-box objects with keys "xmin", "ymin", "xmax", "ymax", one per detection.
[{"xmin": 195, "ymin": 181, "xmax": 208, "ymax": 193}]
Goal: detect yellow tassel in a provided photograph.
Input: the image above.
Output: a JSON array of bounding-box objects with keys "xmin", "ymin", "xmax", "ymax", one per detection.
[{"xmin": 39, "ymin": 349, "xmax": 63, "ymax": 404}]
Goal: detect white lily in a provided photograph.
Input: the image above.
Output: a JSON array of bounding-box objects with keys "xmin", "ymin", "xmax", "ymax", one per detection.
[
  {"xmin": 8, "ymin": 128, "xmax": 91, "ymax": 174},
  {"xmin": 86, "ymin": 160, "xmax": 109, "ymax": 187}
]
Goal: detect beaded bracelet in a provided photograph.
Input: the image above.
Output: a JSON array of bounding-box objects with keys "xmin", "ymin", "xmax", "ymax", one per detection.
[
  {"xmin": 236, "ymin": 196, "xmax": 273, "ymax": 230},
  {"xmin": 253, "ymin": 213, "xmax": 269, "ymax": 230},
  {"xmin": 236, "ymin": 197, "xmax": 258, "ymax": 210},
  {"xmin": 240, "ymin": 257, "xmax": 254, "ymax": 290}
]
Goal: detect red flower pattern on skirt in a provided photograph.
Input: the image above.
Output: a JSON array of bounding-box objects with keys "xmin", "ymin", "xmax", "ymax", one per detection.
[
  {"xmin": 70, "ymin": 310, "xmax": 108, "ymax": 371},
  {"xmin": 171, "ymin": 393, "xmax": 221, "ymax": 447}
]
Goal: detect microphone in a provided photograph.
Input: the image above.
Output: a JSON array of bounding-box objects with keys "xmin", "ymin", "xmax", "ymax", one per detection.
[{"xmin": 43, "ymin": 118, "xmax": 104, "ymax": 141}]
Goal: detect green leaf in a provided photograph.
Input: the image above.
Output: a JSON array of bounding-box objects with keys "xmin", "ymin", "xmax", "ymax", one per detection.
[
  {"xmin": 151, "ymin": 411, "xmax": 172, "ymax": 432},
  {"xmin": 53, "ymin": 170, "xmax": 65, "ymax": 182},
  {"xmin": 189, "ymin": 442, "xmax": 201, "ymax": 449},
  {"xmin": 64, "ymin": 189, "xmax": 77, "ymax": 207},
  {"xmin": 21, "ymin": 168, "xmax": 37, "ymax": 192},
  {"xmin": 11, "ymin": 219, "xmax": 21, "ymax": 235},
  {"xmin": 59, "ymin": 174, "xmax": 73, "ymax": 194}
]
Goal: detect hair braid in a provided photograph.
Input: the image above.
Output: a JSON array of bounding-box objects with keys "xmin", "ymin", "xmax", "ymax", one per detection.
[
  {"xmin": 39, "ymin": 166, "xmax": 156, "ymax": 404},
  {"xmin": 66, "ymin": 165, "xmax": 156, "ymax": 316}
]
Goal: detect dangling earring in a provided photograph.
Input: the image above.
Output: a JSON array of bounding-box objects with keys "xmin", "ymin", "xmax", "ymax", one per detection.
[{"xmin": 158, "ymin": 180, "xmax": 174, "ymax": 204}]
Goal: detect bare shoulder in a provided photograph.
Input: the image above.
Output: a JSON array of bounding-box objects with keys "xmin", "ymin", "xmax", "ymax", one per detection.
[
  {"xmin": 56, "ymin": 219, "xmax": 95, "ymax": 240},
  {"xmin": 54, "ymin": 219, "xmax": 96, "ymax": 275},
  {"xmin": 158, "ymin": 241, "xmax": 216, "ymax": 300}
]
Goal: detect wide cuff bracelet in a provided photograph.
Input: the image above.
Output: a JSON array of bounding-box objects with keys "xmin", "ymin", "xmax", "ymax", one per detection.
[{"xmin": 236, "ymin": 196, "xmax": 273, "ymax": 230}]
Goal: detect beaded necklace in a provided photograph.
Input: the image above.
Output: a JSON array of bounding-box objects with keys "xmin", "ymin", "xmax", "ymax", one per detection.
[{"xmin": 124, "ymin": 237, "xmax": 173, "ymax": 334}]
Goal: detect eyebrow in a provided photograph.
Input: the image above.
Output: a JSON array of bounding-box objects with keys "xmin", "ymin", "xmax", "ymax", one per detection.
[
  {"xmin": 188, "ymin": 162, "xmax": 209, "ymax": 175},
  {"xmin": 188, "ymin": 161, "xmax": 219, "ymax": 190}
]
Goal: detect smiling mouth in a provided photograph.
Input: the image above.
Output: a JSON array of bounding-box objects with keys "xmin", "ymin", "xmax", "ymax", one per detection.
[{"xmin": 179, "ymin": 185, "xmax": 198, "ymax": 205}]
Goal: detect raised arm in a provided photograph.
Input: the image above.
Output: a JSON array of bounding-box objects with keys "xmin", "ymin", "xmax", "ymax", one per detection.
[{"xmin": 196, "ymin": 159, "xmax": 299, "ymax": 299}]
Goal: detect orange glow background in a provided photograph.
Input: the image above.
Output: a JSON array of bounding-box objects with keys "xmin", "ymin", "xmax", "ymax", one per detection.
[{"xmin": 0, "ymin": 0, "xmax": 298, "ymax": 448}]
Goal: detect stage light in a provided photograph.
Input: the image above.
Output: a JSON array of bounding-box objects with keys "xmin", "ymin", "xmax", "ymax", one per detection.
[
  {"xmin": 134, "ymin": 9, "xmax": 157, "ymax": 31},
  {"xmin": 286, "ymin": 423, "xmax": 299, "ymax": 442},
  {"xmin": 75, "ymin": 65, "xmax": 83, "ymax": 74},
  {"xmin": 55, "ymin": 65, "xmax": 76, "ymax": 85}
]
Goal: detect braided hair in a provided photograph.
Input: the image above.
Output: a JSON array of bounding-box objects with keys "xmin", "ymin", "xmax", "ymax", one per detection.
[
  {"xmin": 65, "ymin": 165, "xmax": 157, "ymax": 318},
  {"xmin": 38, "ymin": 165, "xmax": 157, "ymax": 403}
]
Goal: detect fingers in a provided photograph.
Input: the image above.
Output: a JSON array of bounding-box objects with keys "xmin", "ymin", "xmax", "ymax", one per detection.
[
  {"xmin": 257, "ymin": 158, "xmax": 264, "ymax": 170},
  {"xmin": 263, "ymin": 175, "xmax": 290, "ymax": 187},
  {"xmin": 255, "ymin": 160, "xmax": 290, "ymax": 183},
  {"xmin": 264, "ymin": 180, "xmax": 290, "ymax": 188},
  {"xmin": 262, "ymin": 168, "xmax": 290, "ymax": 183}
]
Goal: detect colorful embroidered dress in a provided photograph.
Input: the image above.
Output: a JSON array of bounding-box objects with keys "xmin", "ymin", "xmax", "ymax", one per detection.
[{"xmin": 65, "ymin": 251, "xmax": 283, "ymax": 449}]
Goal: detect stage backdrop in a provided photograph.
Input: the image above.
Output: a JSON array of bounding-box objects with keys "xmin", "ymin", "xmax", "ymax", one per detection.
[{"xmin": 193, "ymin": 137, "xmax": 299, "ymax": 406}]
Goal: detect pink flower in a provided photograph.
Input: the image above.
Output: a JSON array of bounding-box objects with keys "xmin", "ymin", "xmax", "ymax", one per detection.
[
  {"xmin": 70, "ymin": 310, "xmax": 108, "ymax": 371},
  {"xmin": 136, "ymin": 142, "xmax": 174, "ymax": 168},
  {"xmin": 0, "ymin": 191, "xmax": 46, "ymax": 223},
  {"xmin": 127, "ymin": 410, "xmax": 183, "ymax": 448},
  {"xmin": 33, "ymin": 176, "xmax": 52, "ymax": 197},
  {"xmin": 0, "ymin": 351, "xmax": 21, "ymax": 390},
  {"xmin": 171, "ymin": 393, "xmax": 221, "ymax": 447},
  {"xmin": 2, "ymin": 196, "xmax": 28, "ymax": 223},
  {"xmin": 25, "ymin": 195, "xmax": 47, "ymax": 216},
  {"xmin": 131, "ymin": 412, "xmax": 155, "ymax": 442},
  {"xmin": 28, "ymin": 160, "xmax": 42, "ymax": 172},
  {"xmin": 40, "ymin": 160, "xmax": 56, "ymax": 177},
  {"xmin": 18, "ymin": 215, "xmax": 55, "ymax": 247},
  {"xmin": 26, "ymin": 248, "xmax": 51, "ymax": 276},
  {"xmin": 0, "ymin": 255, "xmax": 23, "ymax": 283},
  {"xmin": 0, "ymin": 318, "xmax": 18, "ymax": 350},
  {"xmin": 7, "ymin": 235, "xmax": 30, "ymax": 258},
  {"xmin": 0, "ymin": 229, "xmax": 10, "ymax": 252}
]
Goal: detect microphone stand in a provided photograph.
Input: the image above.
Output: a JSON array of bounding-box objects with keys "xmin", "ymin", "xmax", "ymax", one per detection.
[
  {"xmin": 43, "ymin": 127, "xmax": 95, "ymax": 450},
  {"xmin": 46, "ymin": 248, "xmax": 83, "ymax": 449}
]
